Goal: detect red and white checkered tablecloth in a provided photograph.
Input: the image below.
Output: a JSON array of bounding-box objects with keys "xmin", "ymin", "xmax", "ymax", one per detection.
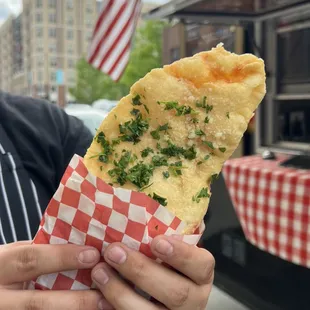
[
  {"xmin": 222, "ymin": 155, "xmax": 310, "ymax": 268},
  {"xmin": 28, "ymin": 155, "xmax": 203, "ymax": 291}
]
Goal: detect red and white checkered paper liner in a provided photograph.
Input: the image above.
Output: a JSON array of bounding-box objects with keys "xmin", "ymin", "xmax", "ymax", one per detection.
[
  {"xmin": 223, "ymin": 155, "xmax": 310, "ymax": 268},
  {"xmin": 28, "ymin": 155, "xmax": 204, "ymax": 290}
]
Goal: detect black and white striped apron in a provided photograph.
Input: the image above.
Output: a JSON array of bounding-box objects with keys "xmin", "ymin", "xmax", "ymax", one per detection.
[{"xmin": 0, "ymin": 125, "xmax": 42, "ymax": 244}]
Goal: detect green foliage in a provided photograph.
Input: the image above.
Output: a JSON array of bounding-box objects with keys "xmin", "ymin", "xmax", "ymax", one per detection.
[{"xmin": 70, "ymin": 20, "xmax": 168, "ymax": 104}]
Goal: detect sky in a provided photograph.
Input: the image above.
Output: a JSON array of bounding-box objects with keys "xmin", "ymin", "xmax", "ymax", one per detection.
[{"xmin": 0, "ymin": 0, "xmax": 169, "ymax": 25}]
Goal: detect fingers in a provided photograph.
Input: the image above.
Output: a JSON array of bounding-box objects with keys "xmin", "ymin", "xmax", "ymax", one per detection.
[
  {"xmin": 101, "ymin": 243, "xmax": 198, "ymax": 310},
  {"xmin": 0, "ymin": 289, "xmax": 109, "ymax": 310},
  {"xmin": 92, "ymin": 263, "xmax": 163, "ymax": 310},
  {"xmin": 0, "ymin": 244, "xmax": 100, "ymax": 285},
  {"xmin": 151, "ymin": 235, "xmax": 215, "ymax": 285}
]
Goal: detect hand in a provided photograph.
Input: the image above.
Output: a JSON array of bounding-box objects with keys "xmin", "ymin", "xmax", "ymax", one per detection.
[
  {"xmin": 0, "ymin": 241, "xmax": 112, "ymax": 309},
  {"xmin": 92, "ymin": 235, "xmax": 215, "ymax": 310}
]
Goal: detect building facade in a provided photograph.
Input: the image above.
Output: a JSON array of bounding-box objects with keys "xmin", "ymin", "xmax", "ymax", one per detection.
[{"xmin": 0, "ymin": 0, "xmax": 98, "ymax": 105}]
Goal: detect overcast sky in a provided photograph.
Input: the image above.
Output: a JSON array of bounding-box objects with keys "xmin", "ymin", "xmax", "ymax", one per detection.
[{"xmin": 0, "ymin": 0, "xmax": 169, "ymax": 25}]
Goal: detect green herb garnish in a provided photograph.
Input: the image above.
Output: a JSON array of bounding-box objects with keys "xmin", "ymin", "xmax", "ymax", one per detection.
[
  {"xmin": 226, "ymin": 112, "xmax": 230, "ymax": 119},
  {"xmin": 183, "ymin": 145, "xmax": 197, "ymax": 160},
  {"xmin": 204, "ymin": 155, "xmax": 211, "ymax": 161},
  {"xmin": 150, "ymin": 193, "xmax": 167, "ymax": 206},
  {"xmin": 219, "ymin": 147, "xmax": 226, "ymax": 153},
  {"xmin": 197, "ymin": 161, "xmax": 203, "ymax": 165},
  {"xmin": 168, "ymin": 161, "xmax": 183, "ymax": 176},
  {"xmin": 204, "ymin": 141, "xmax": 215, "ymax": 150},
  {"xmin": 119, "ymin": 114, "xmax": 149, "ymax": 144},
  {"xmin": 210, "ymin": 174, "xmax": 219, "ymax": 183},
  {"xmin": 132, "ymin": 94, "xmax": 142, "ymax": 106},
  {"xmin": 150, "ymin": 123, "xmax": 171, "ymax": 140},
  {"xmin": 192, "ymin": 188, "xmax": 210, "ymax": 203},
  {"xmin": 204, "ymin": 116, "xmax": 209, "ymax": 124},
  {"xmin": 160, "ymin": 141, "xmax": 184, "ymax": 158},
  {"xmin": 143, "ymin": 104, "xmax": 150, "ymax": 114},
  {"xmin": 191, "ymin": 117, "xmax": 199, "ymax": 124},
  {"xmin": 127, "ymin": 163, "xmax": 154, "ymax": 189},
  {"xmin": 130, "ymin": 108, "xmax": 141, "ymax": 117},
  {"xmin": 94, "ymin": 131, "xmax": 113, "ymax": 163},
  {"xmin": 158, "ymin": 101, "xmax": 197, "ymax": 116},
  {"xmin": 195, "ymin": 129, "xmax": 205, "ymax": 136},
  {"xmin": 141, "ymin": 147, "xmax": 154, "ymax": 158},
  {"xmin": 151, "ymin": 155, "xmax": 168, "ymax": 167},
  {"xmin": 163, "ymin": 171, "xmax": 170, "ymax": 179},
  {"xmin": 205, "ymin": 104, "xmax": 213, "ymax": 113}
]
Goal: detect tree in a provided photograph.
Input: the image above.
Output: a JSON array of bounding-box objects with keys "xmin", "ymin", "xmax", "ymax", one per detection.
[
  {"xmin": 69, "ymin": 58, "xmax": 128, "ymax": 105},
  {"xmin": 70, "ymin": 20, "xmax": 168, "ymax": 104}
]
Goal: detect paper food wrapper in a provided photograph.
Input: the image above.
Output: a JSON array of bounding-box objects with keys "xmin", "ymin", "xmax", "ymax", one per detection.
[{"xmin": 28, "ymin": 155, "xmax": 204, "ymax": 291}]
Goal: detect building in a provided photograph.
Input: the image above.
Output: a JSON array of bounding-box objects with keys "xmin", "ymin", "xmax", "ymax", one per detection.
[
  {"xmin": 0, "ymin": 16, "xmax": 14, "ymax": 93},
  {"xmin": 0, "ymin": 0, "xmax": 98, "ymax": 106}
]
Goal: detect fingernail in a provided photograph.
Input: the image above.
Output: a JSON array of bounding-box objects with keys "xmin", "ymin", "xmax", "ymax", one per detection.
[
  {"xmin": 78, "ymin": 248, "xmax": 98, "ymax": 264},
  {"xmin": 155, "ymin": 239, "xmax": 173, "ymax": 256},
  {"xmin": 106, "ymin": 246, "xmax": 127, "ymax": 264},
  {"xmin": 93, "ymin": 268, "xmax": 109, "ymax": 285},
  {"xmin": 98, "ymin": 298, "xmax": 113, "ymax": 310}
]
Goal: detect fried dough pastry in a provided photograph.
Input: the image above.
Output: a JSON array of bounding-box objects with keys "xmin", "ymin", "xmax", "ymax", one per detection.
[{"xmin": 84, "ymin": 44, "xmax": 266, "ymax": 233}]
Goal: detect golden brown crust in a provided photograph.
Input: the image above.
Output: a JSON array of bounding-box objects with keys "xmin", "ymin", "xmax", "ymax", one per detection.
[{"xmin": 84, "ymin": 44, "xmax": 266, "ymax": 234}]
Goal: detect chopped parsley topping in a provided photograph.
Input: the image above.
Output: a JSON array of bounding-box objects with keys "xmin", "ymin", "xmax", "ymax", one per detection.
[
  {"xmin": 204, "ymin": 141, "xmax": 215, "ymax": 150},
  {"xmin": 210, "ymin": 174, "xmax": 219, "ymax": 183},
  {"xmin": 204, "ymin": 154, "xmax": 211, "ymax": 161},
  {"xmin": 197, "ymin": 161, "xmax": 203, "ymax": 165},
  {"xmin": 160, "ymin": 141, "xmax": 184, "ymax": 158},
  {"xmin": 112, "ymin": 138, "xmax": 121, "ymax": 146},
  {"xmin": 219, "ymin": 147, "xmax": 227, "ymax": 153},
  {"xmin": 108, "ymin": 166, "xmax": 128, "ymax": 186},
  {"xmin": 94, "ymin": 132, "xmax": 113, "ymax": 163},
  {"xmin": 196, "ymin": 96, "xmax": 213, "ymax": 113},
  {"xmin": 226, "ymin": 112, "xmax": 230, "ymax": 119},
  {"xmin": 158, "ymin": 101, "xmax": 197, "ymax": 116},
  {"xmin": 195, "ymin": 129, "xmax": 205, "ymax": 136},
  {"xmin": 114, "ymin": 114, "xmax": 117, "ymax": 119},
  {"xmin": 127, "ymin": 163, "xmax": 154, "ymax": 189},
  {"xmin": 150, "ymin": 193, "xmax": 167, "ymax": 206},
  {"xmin": 192, "ymin": 188, "xmax": 210, "ymax": 203},
  {"xmin": 119, "ymin": 114, "xmax": 149, "ymax": 144},
  {"xmin": 141, "ymin": 147, "xmax": 154, "ymax": 158},
  {"xmin": 150, "ymin": 123, "xmax": 171, "ymax": 140},
  {"xmin": 151, "ymin": 155, "xmax": 168, "ymax": 167},
  {"xmin": 204, "ymin": 116, "xmax": 209, "ymax": 124},
  {"xmin": 182, "ymin": 145, "xmax": 197, "ymax": 160},
  {"xmin": 169, "ymin": 161, "xmax": 183, "ymax": 176},
  {"xmin": 163, "ymin": 171, "xmax": 170, "ymax": 179},
  {"xmin": 191, "ymin": 117, "xmax": 199, "ymax": 124},
  {"xmin": 205, "ymin": 104, "xmax": 213, "ymax": 113},
  {"xmin": 130, "ymin": 108, "xmax": 141, "ymax": 117},
  {"xmin": 143, "ymin": 104, "xmax": 150, "ymax": 114},
  {"xmin": 132, "ymin": 94, "xmax": 142, "ymax": 106}
]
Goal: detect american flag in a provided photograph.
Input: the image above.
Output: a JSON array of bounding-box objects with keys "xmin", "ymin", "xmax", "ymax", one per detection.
[{"xmin": 87, "ymin": 0, "xmax": 142, "ymax": 81}]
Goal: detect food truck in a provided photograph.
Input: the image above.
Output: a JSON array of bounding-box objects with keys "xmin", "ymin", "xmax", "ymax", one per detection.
[{"xmin": 145, "ymin": 1, "xmax": 310, "ymax": 309}]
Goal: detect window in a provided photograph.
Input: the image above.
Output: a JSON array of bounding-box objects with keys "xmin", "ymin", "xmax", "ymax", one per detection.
[
  {"xmin": 36, "ymin": 0, "xmax": 42, "ymax": 8},
  {"xmin": 36, "ymin": 13, "xmax": 42, "ymax": 23},
  {"xmin": 68, "ymin": 58, "xmax": 75, "ymax": 68},
  {"xmin": 49, "ymin": 43, "xmax": 56, "ymax": 53},
  {"xmin": 50, "ymin": 72, "xmax": 57, "ymax": 82},
  {"xmin": 49, "ymin": 13, "xmax": 56, "ymax": 23},
  {"xmin": 37, "ymin": 71, "xmax": 43, "ymax": 81},
  {"xmin": 67, "ymin": 15, "xmax": 74, "ymax": 25},
  {"xmin": 50, "ymin": 57, "xmax": 57, "ymax": 68},
  {"xmin": 49, "ymin": 28, "xmax": 56, "ymax": 38},
  {"xmin": 36, "ymin": 42, "xmax": 43, "ymax": 52},
  {"xmin": 67, "ymin": 29, "xmax": 74, "ymax": 40},
  {"xmin": 67, "ymin": 43, "xmax": 74, "ymax": 54},
  {"xmin": 50, "ymin": 85, "xmax": 57, "ymax": 92},
  {"xmin": 66, "ymin": 0, "xmax": 74, "ymax": 9},
  {"xmin": 48, "ymin": 0, "xmax": 56, "ymax": 8},
  {"xmin": 37, "ymin": 57, "xmax": 44, "ymax": 67},
  {"xmin": 36, "ymin": 27, "xmax": 43, "ymax": 37},
  {"xmin": 170, "ymin": 48, "xmax": 180, "ymax": 62},
  {"xmin": 86, "ymin": 19, "xmax": 93, "ymax": 28}
]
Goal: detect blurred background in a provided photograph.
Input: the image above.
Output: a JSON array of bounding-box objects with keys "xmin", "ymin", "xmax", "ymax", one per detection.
[{"xmin": 1, "ymin": 0, "xmax": 310, "ymax": 309}]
